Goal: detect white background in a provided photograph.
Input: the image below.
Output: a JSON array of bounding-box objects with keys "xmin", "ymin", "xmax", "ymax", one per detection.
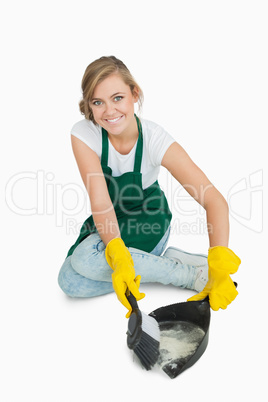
[{"xmin": 1, "ymin": 1, "xmax": 267, "ymax": 401}]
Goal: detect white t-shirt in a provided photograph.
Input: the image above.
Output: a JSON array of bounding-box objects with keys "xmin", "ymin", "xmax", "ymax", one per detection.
[{"xmin": 70, "ymin": 117, "xmax": 175, "ymax": 189}]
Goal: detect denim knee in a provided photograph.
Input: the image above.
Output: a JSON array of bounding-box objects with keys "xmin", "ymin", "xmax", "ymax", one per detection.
[
  {"xmin": 71, "ymin": 239, "xmax": 109, "ymax": 281},
  {"xmin": 58, "ymin": 258, "xmax": 78, "ymax": 297},
  {"xmin": 58, "ymin": 256, "xmax": 114, "ymax": 298}
]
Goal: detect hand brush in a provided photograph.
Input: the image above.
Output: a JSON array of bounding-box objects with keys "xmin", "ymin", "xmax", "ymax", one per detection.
[{"xmin": 126, "ymin": 291, "xmax": 160, "ymax": 370}]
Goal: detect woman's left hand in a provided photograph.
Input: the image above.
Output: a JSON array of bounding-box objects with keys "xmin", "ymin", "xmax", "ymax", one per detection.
[{"xmin": 188, "ymin": 246, "xmax": 241, "ymax": 310}]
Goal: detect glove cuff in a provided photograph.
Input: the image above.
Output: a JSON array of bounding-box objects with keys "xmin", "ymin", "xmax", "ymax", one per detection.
[
  {"xmin": 105, "ymin": 237, "xmax": 133, "ymax": 270},
  {"xmin": 105, "ymin": 237, "xmax": 123, "ymax": 269},
  {"xmin": 208, "ymin": 246, "xmax": 241, "ymax": 274}
]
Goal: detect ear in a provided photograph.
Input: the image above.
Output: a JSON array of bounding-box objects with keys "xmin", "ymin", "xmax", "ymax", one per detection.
[{"xmin": 132, "ymin": 87, "xmax": 139, "ymax": 103}]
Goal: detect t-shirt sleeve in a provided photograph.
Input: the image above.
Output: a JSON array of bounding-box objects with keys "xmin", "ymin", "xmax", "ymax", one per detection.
[
  {"xmin": 70, "ymin": 120, "xmax": 101, "ymax": 157},
  {"xmin": 149, "ymin": 125, "xmax": 176, "ymax": 167}
]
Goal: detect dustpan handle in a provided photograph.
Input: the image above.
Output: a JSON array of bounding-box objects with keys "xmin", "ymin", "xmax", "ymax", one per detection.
[{"xmin": 202, "ymin": 281, "xmax": 238, "ymax": 303}]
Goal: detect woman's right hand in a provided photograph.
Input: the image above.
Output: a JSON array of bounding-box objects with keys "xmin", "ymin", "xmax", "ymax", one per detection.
[
  {"xmin": 71, "ymin": 136, "xmax": 145, "ymax": 315},
  {"xmin": 105, "ymin": 237, "xmax": 145, "ymax": 317}
]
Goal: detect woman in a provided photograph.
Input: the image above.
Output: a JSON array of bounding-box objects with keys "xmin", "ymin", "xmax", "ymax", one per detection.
[{"xmin": 58, "ymin": 56, "xmax": 241, "ymax": 317}]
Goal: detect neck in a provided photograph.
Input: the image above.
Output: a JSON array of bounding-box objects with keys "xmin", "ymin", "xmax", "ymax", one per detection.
[
  {"xmin": 108, "ymin": 115, "xmax": 138, "ymax": 143},
  {"xmin": 108, "ymin": 115, "xmax": 139, "ymax": 155}
]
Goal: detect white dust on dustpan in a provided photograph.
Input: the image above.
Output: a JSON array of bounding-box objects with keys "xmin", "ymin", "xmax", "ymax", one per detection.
[{"xmin": 157, "ymin": 322, "xmax": 205, "ymax": 369}]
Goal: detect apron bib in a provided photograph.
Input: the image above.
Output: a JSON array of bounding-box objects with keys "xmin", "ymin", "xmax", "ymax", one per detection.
[{"xmin": 67, "ymin": 115, "xmax": 172, "ymax": 257}]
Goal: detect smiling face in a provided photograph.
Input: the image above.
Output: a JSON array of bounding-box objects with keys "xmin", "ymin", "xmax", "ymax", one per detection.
[{"xmin": 90, "ymin": 73, "xmax": 139, "ymax": 138}]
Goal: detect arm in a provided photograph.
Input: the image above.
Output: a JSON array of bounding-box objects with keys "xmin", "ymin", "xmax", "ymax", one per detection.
[
  {"xmin": 71, "ymin": 135, "xmax": 120, "ymax": 245},
  {"xmin": 161, "ymin": 142, "xmax": 229, "ymax": 247},
  {"xmin": 162, "ymin": 142, "xmax": 241, "ymax": 310},
  {"xmin": 71, "ymin": 135, "xmax": 144, "ymax": 314}
]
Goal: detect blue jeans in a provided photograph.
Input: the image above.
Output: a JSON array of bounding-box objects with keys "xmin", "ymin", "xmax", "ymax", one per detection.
[{"xmin": 58, "ymin": 227, "xmax": 199, "ymax": 297}]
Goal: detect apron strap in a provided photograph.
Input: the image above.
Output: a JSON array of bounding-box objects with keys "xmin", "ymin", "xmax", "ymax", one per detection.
[
  {"xmin": 133, "ymin": 115, "xmax": 143, "ymax": 173},
  {"xmin": 101, "ymin": 114, "xmax": 143, "ymax": 173},
  {"xmin": 101, "ymin": 128, "xmax": 109, "ymax": 167}
]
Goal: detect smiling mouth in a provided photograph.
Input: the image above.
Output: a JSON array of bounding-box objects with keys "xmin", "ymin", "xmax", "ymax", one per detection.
[{"xmin": 105, "ymin": 115, "xmax": 123, "ymax": 124}]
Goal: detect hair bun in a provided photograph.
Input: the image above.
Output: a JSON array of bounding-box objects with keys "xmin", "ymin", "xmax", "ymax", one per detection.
[{"xmin": 79, "ymin": 99, "xmax": 85, "ymax": 115}]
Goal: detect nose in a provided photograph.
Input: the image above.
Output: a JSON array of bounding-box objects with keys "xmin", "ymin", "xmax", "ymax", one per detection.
[{"xmin": 104, "ymin": 101, "xmax": 117, "ymax": 116}]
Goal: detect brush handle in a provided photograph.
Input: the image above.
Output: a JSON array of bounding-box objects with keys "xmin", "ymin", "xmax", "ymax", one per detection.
[{"xmin": 126, "ymin": 291, "xmax": 139, "ymax": 311}]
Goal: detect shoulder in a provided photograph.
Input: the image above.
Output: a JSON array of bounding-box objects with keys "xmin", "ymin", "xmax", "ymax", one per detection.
[
  {"xmin": 140, "ymin": 117, "xmax": 163, "ymax": 134},
  {"xmin": 70, "ymin": 119, "xmax": 102, "ymax": 154},
  {"xmin": 140, "ymin": 117, "xmax": 175, "ymax": 142},
  {"xmin": 71, "ymin": 118, "xmax": 101, "ymax": 136},
  {"xmin": 140, "ymin": 117, "xmax": 175, "ymax": 146},
  {"xmin": 140, "ymin": 117, "xmax": 176, "ymax": 166}
]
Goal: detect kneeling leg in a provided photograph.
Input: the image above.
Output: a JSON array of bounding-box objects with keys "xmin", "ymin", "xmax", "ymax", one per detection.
[{"xmin": 58, "ymin": 256, "xmax": 113, "ymax": 298}]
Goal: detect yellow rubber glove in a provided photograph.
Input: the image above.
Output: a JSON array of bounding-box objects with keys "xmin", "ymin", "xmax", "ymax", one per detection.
[
  {"xmin": 187, "ymin": 246, "xmax": 241, "ymax": 311},
  {"xmin": 105, "ymin": 237, "xmax": 145, "ymax": 317}
]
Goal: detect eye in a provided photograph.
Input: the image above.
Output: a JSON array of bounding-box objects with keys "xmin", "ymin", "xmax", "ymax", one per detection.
[
  {"xmin": 114, "ymin": 96, "xmax": 123, "ymax": 102},
  {"xmin": 92, "ymin": 100, "xmax": 102, "ymax": 106}
]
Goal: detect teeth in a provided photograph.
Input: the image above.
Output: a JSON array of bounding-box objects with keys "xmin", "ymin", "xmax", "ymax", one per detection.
[{"xmin": 107, "ymin": 116, "xmax": 121, "ymax": 123}]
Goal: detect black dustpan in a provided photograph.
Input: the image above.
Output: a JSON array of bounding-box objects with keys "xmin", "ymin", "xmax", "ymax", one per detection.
[{"xmin": 149, "ymin": 298, "xmax": 211, "ymax": 379}]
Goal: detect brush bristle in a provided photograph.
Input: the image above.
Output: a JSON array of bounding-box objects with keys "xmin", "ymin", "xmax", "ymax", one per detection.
[
  {"xmin": 140, "ymin": 312, "xmax": 160, "ymax": 341},
  {"xmin": 133, "ymin": 312, "xmax": 160, "ymax": 370}
]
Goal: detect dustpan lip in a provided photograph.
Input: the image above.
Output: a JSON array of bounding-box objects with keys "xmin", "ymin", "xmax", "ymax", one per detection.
[{"xmin": 149, "ymin": 298, "xmax": 211, "ymax": 333}]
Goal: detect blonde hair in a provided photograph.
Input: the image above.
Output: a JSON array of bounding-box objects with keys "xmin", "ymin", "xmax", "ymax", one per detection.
[{"xmin": 79, "ymin": 56, "xmax": 144, "ymax": 123}]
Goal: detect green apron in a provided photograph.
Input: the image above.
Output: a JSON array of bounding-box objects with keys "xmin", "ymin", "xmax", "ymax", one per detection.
[{"xmin": 67, "ymin": 115, "xmax": 172, "ymax": 257}]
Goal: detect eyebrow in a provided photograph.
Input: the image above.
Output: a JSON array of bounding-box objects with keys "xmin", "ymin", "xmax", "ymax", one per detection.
[{"xmin": 91, "ymin": 92, "xmax": 126, "ymax": 101}]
